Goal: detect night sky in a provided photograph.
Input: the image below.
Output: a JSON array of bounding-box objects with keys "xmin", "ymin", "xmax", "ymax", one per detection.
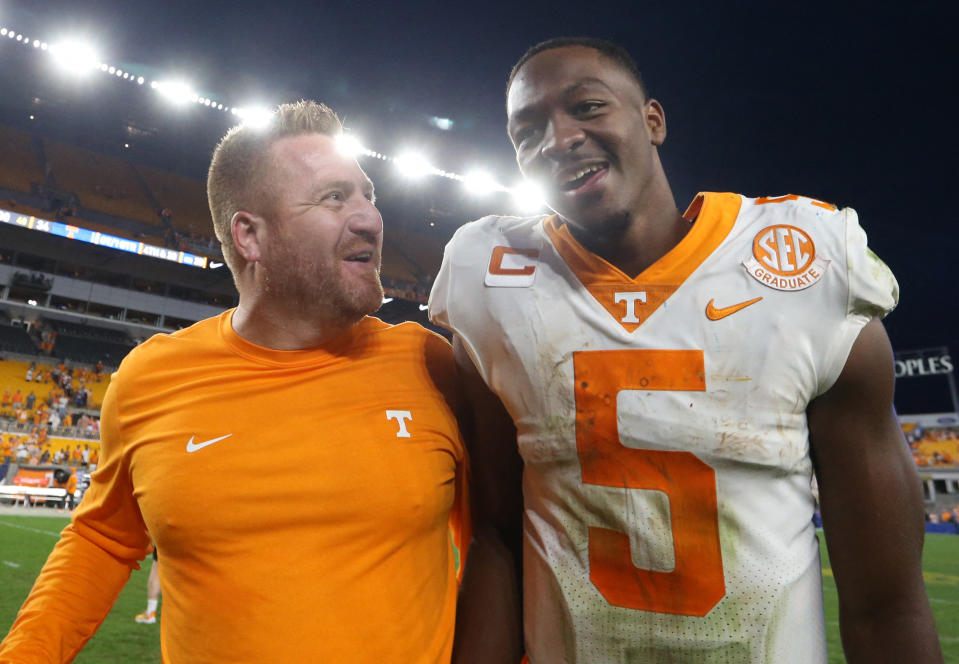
[{"xmin": 1, "ymin": 0, "xmax": 955, "ymax": 409}]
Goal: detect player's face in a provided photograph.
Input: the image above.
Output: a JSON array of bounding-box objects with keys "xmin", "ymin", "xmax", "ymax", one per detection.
[
  {"xmin": 507, "ymin": 46, "xmax": 665, "ymax": 233},
  {"xmin": 260, "ymin": 133, "xmax": 384, "ymax": 324}
]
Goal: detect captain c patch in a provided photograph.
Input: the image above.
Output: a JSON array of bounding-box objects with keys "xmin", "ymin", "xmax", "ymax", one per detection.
[
  {"xmin": 743, "ymin": 224, "xmax": 830, "ymax": 291},
  {"xmin": 485, "ymin": 246, "xmax": 540, "ymax": 287}
]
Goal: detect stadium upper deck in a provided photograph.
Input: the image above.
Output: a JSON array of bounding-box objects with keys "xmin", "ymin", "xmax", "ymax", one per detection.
[{"xmin": 0, "ymin": 119, "xmax": 448, "ymax": 344}]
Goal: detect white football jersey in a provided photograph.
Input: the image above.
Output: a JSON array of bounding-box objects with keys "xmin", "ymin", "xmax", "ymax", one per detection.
[{"xmin": 430, "ymin": 192, "xmax": 898, "ymax": 664}]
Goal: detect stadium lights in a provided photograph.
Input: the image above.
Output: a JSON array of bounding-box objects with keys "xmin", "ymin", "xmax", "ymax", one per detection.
[
  {"xmin": 48, "ymin": 39, "xmax": 101, "ymax": 76},
  {"xmin": 393, "ymin": 152, "xmax": 437, "ymax": 179},
  {"xmin": 511, "ymin": 181, "xmax": 548, "ymax": 214},
  {"xmin": 153, "ymin": 80, "xmax": 198, "ymax": 106},
  {"xmin": 234, "ymin": 106, "xmax": 273, "ymax": 129},
  {"xmin": 429, "ymin": 116, "xmax": 454, "ymax": 131},
  {"xmin": 462, "ymin": 170, "xmax": 506, "ymax": 196},
  {"xmin": 2, "ymin": 19, "xmax": 548, "ymax": 220},
  {"xmin": 335, "ymin": 133, "xmax": 366, "ymax": 157}
]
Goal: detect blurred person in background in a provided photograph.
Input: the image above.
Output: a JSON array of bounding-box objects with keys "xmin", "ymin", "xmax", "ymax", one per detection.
[{"xmin": 133, "ymin": 549, "xmax": 161, "ymax": 625}]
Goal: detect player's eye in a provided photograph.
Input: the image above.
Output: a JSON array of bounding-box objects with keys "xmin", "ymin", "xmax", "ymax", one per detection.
[
  {"xmin": 574, "ymin": 101, "xmax": 605, "ymax": 115},
  {"xmin": 513, "ymin": 125, "xmax": 539, "ymax": 146},
  {"xmin": 324, "ymin": 191, "xmax": 344, "ymax": 202}
]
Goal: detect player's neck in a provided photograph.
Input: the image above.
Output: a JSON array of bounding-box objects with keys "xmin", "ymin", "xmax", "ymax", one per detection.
[{"xmin": 568, "ymin": 185, "xmax": 688, "ymax": 278}]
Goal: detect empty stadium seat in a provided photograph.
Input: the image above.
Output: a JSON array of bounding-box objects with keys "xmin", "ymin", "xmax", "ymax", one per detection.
[{"xmin": 0, "ymin": 324, "xmax": 38, "ymax": 355}]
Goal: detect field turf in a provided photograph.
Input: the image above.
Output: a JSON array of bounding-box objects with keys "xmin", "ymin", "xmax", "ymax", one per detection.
[
  {"xmin": 1, "ymin": 514, "xmax": 957, "ymax": 662},
  {"xmin": 0, "ymin": 514, "xmax": 160, "ymax": 663}
]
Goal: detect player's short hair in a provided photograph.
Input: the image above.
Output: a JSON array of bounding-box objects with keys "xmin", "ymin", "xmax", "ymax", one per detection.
[
  {"xmin": 506, "ymin": 36, "xmax": 648, "ymax": 101},
  {"xmin": 206, "ymin": 100, "xmax": 343, "ymax": 272}
]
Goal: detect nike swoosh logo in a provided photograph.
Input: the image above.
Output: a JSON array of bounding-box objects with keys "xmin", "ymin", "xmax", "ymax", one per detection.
[
  {"xmin": 705, "ymin": 296, "xmax": 763, "ymax": 321},
  {"xmin": 186, "ymin": 434, "xmax": 233, "ymax": 453}
]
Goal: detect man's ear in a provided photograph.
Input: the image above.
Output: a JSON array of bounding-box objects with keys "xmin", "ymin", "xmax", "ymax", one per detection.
[
  {"xmin": 231, "ymin": 211, "xmax": 264, "ymax": 263},
  {"xmin": 646, "ymin": 99, "xmax": 667, "ymax": 147}
]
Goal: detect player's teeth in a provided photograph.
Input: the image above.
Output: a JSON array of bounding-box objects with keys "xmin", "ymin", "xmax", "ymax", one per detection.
[{"xmin": 566, "ymin": 165, "xmax": 601, "ymax": 184}]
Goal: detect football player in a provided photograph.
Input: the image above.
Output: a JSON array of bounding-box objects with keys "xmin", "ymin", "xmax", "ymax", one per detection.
[{"xmin": 432, "ymin": 37, "xmax": 942, "ymax": 663}]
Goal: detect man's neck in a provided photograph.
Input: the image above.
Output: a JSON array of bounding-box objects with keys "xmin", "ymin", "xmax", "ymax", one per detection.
[
  {"xmin": 231, "ymin": 298, "xmax": 357, "ymax": 350},
  {"xmin": 568, "ymin": 186, "xmax": 689, "ymax": 278}
]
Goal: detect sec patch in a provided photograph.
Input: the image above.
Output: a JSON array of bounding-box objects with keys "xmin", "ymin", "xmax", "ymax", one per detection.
[{"xmin": 742, "ymin": 224, "xmax": 830, "ymax": 291}]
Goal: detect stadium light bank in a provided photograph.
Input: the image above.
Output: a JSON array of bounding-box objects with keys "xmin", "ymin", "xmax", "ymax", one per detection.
[{"xmin": 0, "ymin": 22, "xmax": 548, "ymax": 214}]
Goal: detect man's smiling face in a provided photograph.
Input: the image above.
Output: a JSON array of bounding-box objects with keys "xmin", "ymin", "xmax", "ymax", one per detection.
[{"xmin": 507, "ymin": 45, "xmax": 666, "ymax": 236}]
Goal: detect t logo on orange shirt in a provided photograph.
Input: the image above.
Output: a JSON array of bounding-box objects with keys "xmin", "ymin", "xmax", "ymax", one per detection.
[{"xmin": 386, "ymin": 410, "xmax": 412, "ymax": 438}]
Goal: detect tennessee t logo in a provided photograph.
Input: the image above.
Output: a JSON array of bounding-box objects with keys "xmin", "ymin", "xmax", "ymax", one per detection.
[
  {"xmin": 386, "ymin": 410, "xmax": 412, "ymax": 438},
  {"xmin": 614, "ymin": 292, "xmax": 647, "ymax": 324}
]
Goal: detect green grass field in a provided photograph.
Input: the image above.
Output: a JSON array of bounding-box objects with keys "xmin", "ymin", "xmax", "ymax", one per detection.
[
  {"xmin": 0, "ymin": 514, "xmax": 160, "ymax": 663},
  {"xmin": 1, "ymin": 515, "xmax": 957, "ymax": 662}
]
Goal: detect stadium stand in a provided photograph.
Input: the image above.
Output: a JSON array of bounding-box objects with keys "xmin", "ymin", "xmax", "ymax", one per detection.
[
  {"xmin": 0, "ymin": 124, "xmax": 46, "ymax": 195},
  {"xmin": 51, "ymin": 335, "xmax": 132, "ymax": 365},
  {"xmin": 135, "ymin": 164, "xmax": 214, "ymax": 241},
  {"xmin": 0, "ymin": 323, "xmax": 38, "ymax": 355},
  {"xmin": 43, "ymin": 139, "xmax": 161, "ymax": 227},
  {"xmin": 387, "ymin": 227, "xmax": 446, "ymax": 281},
  {"xmin": 0, "ymin": 358, "xmax": 109, "ymax": 407},
  {"xmin": 909, "ymin": 425, "xmax": 959, "ymax": 467}
]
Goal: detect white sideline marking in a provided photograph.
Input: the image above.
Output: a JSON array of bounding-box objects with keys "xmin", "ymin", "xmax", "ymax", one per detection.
[
  {"xmin": 3, "ymin": 560, "xmax": 20, "ymax": 568},
  {"xmin": 0, "ymin": 521, "xmax": 60, "ymax": 538}
]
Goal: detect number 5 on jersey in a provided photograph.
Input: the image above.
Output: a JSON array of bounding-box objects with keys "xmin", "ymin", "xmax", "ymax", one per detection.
[{"xmin": 574, "ymin": 349, "xmax": 725, "ymax": 616}]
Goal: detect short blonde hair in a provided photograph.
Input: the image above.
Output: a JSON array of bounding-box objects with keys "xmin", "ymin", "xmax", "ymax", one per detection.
[{"xmin": 206, "ymin": 100, "xmax": 343, "ymax": 270}]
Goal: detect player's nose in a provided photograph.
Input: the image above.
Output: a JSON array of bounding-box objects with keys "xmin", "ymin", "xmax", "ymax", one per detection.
[{"xmin": 540, "ymin": 116, "xmax": 585, "ymax": 160}]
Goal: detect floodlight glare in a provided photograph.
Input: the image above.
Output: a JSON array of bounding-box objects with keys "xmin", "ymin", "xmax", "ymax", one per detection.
[
  {"xmin": 511, "ymin": 181, "xmax": 548, "ymax": 213},
  {"xmin": 49, "ymin": 39, "xmax": 101, "ymax": 76},
  {"xmin": 335, "ymin": 133, "xmax": 366, "ymax": 157},
  {"xmin": 462, "ymin": 170, "xmax": 504, "ymax": 196},
  {"xmin": 154, "ymin": 80, "xmax": 198, "ymax": 105},
  {"xmin": 394, "ymin": 152, "xmax": 436, "ymax": 179},
  {"xmin": 234, "ymin": 106, "xmax": 273, "ymax": 129},
  {"xmin": 429, "ymin": 116, "xmax": 454, "ymax": 131}
]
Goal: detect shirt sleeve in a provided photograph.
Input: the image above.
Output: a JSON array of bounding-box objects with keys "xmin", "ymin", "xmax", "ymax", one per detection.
[
  {"xmin": 815, "ymin": 207, "xmax": 900, "ymax": 396},
  {"xmin": 844, "ymin": 207, "xmax": 899, "ymax": 320},
  {"xmin": 0, "ymin": 369, "xmax": 153, "ymax": 663},
  {"xmin": 428, "ymin": 229, "xmax": 460, "ymax": 335},
  {"xmin": 421, "ymin": 329, "xmax": 472, "ymax": 583}
]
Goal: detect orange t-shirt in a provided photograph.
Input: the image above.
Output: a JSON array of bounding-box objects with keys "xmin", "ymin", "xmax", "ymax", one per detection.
[{"xmin": 0, "ymin": 310, "xmax": 469, "ymax": 663}]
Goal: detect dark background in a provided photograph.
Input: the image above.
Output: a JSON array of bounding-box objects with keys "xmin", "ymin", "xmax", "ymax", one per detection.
[{"xmin": 0, "ymin": 0, "xmax": 955, "ymax": 410}]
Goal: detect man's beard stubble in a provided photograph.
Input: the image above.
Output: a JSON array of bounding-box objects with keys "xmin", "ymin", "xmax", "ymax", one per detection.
[{"xmin": 262, "ymin": 251, "xmax": 384, "ymax": 328}]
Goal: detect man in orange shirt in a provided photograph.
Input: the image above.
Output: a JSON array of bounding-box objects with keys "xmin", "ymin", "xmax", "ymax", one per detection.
[{"xmin": 0, "ymin": 101, "xmax": 469, "ymax": 663}]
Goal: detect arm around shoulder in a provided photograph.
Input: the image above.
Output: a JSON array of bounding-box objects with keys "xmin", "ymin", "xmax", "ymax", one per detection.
[
  {"xmin": 808, "ymin": 318, "xmax": 943, "ymax": 663},
  {"xmin": 451, "ymin": 337, "xmax": 525, "ymax": 664}
]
